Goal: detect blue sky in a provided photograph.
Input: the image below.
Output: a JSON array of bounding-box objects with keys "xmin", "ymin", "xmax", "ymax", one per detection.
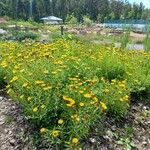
[{"xmin": 129, "ymin": 0, "xmax": 150, "ymax": 8}]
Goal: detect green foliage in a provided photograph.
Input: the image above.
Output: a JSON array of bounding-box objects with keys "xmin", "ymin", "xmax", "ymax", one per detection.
[
  {"xmin": 66, "ymin": 14, "xmax": 78, "ymax": 25},
  {"xmin": 0, "ymin": 40, "xmax": 150, "ymax": 148},
  {"xmin": 13, "ymin": 31, "xmax": 39, "ymax": 41},
  {"xmin": 83, "ymin": 16, "xmax": 93, "ymax": 27},
  {"xmin": 49, "ymin": 32, "xmax": 76, "ymax": 42},
  {"xmin": 121, "ymin": 30, "xmax": 130, "ymax": 49},
  {"xmin": 0, "ymin": 68, "xmax": 5, "ymax": 88},
  {"xmin": 98, "ymin": 54, "xmax": 126, "ymax": 81},
  {"xmin": 144, "ymin": 29, "xmax": 150, "ymax": 52}
]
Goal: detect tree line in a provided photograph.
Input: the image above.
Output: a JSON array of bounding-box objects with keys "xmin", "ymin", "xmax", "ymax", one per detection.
[{"xmin": 0, "ymin": 0, "xmax": 150, "ymax": 23}]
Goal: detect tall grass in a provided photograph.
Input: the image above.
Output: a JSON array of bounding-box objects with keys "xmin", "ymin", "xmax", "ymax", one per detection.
[
  {"xmin": 0, "ymin": 68, "xmax": 5, "ymax": 88},
  {"xmin": 144, "ymin": 26, "xmax": 150, "ymax": 52},
  {"xmin": 121, "ymin": 28, "xmax": 130, "ymax": 49}
]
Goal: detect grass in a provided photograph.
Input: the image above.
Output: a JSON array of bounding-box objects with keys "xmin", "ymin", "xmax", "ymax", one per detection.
[
  {"xmin": 121, "ymin": 30, "xmax": 130, "ymax": 49},
  {"xmin": 76, "ymin": 34, "xmax": 123, "ymax": 43},
  {"xmin": 0, "ymin": 38, "xmax": 150, "ymax": 149},
  {"xmin": 0, "ymin": 67, "xmax": 5, "ymax": 88},
  {"xmin": 144, "ymin": 33, "xmax": 150, "ymax": 52}
]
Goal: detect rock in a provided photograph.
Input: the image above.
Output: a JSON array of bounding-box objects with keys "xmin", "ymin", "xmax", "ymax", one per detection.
[
  {"xmin": 106, "ymin": 130, "xmax": 114, "ymax": 139},
  {"xmin": 0, "ymin": 29, "xmax": 7, "ymax": 35},
  {"xmin": 0, "ymin": 96, "xmax": 4, "ymax": 101},
  {"xmin": 0, "ymin": 116, "xmax": 5, "ymax": 125},
  {"xmin": 142, "ymin": 141, "xmax": 147, "ymax": 145},
  {"xmin": 9, "ymin": 139, "xmax": 16, "ymax": 146},
  {"xmin": 89, "ymin": 138, "xmax": 96, "ymax": 143},
  {"xmin": 111, "ymin": 126, "xmax": 116, "ymax": 131}
]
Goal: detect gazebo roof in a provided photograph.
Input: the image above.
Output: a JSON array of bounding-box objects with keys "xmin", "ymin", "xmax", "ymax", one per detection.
[{"xmin": 41, "ymin": 16, "xmax": 62, "ymax": 21}]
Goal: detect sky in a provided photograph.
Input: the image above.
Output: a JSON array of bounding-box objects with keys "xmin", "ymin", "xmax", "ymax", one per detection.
[{"xmin": 129, "ymin": 0, "xmax": 150, "ymax": 8}]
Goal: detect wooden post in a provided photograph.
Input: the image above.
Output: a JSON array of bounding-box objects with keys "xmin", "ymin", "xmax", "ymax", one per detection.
[{"xmin": 61, "ymin": 25, "xmax": 64, "ymax": 35}]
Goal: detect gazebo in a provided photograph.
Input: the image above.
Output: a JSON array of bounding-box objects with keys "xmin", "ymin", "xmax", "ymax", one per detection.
[{"xmin": 41, "ymin": 16, "xmax": 63, "ymax": 24}]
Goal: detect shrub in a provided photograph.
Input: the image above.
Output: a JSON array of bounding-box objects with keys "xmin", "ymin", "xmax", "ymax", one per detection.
[
  {"xmin": 66, "ymin": 14, "xmax": 78, "ymax": 25},
  {"xmin": 13, "ymin": 31, "xmax": 38, "ymax": 41},
  {"xmin": 83, "ymin": 16, "xmax": 93, "ymax": 27}
]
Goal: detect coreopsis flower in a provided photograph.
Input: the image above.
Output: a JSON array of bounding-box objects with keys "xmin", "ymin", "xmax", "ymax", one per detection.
[
  {"xmin": 58, "ymin": 119, "xmax": 64, "ymax": 125},
  {"xmin": 100, "ymin": 102, "xmax": 107, "ymax": 111},
  {"xmin": 71, "ymin": 138, "xmax": 79, "ymax": 145},
  {"xmin": 33, "ymin": 107, "xmax": 38, "ymax": 112},
  {"xmin": 40, "ymin": 128, "xmax": 47, "ymax": 134},
  {"xmin": 52, "ymin": 130, "xmax": 60, "ymax": 138}
]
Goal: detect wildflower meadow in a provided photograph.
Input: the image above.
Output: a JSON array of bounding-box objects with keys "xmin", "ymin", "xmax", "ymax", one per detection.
[{"xmin": 0, "ymin": 39, "xmax": 150, "ymax": 149}]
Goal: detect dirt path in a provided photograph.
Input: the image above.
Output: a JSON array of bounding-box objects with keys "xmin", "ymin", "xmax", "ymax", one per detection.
[
  {"xmin": 0, "ymin": 90, "xmax": 36, "ymax": 150},
  {"xmin": 83, "ymin": 102, "xmax": 150, "ymax": 150}
]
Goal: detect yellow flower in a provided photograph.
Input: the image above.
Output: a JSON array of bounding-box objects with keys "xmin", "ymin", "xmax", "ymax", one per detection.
[
  {"xmin": 7, "ymin": 89, "xmax": 12, "ymax": 94},
  {"xmin": 52, "ymin": 130, "xmax": 60, "ymax": 138},
  {"xmin": 83, "ymin": 93, "xmax": 92, "ymax": 99},
  {"xmin": 119, "ymin": 83, "xmax": 126, "ymax": 88},
  {"xmin": 12, "ymin": 69, "xmax": 17, "ymax": 74},
  {"xmin": 104, "ymin": 89, "xmax": 109, "ymax": 93},
  {"xmin": 41, "ymin": 104, "xmax": 46, "ymax": 109},
  {"xmin": 52, "ymin": 71, "xmax": 57, "ymax": 74},
  {"xmin": 35, "ymin": 80, "xmax": 44, "ymax": 84},
  {"xmin": 120, "ymin": 98, "xmax": 123, "ymax": 102},
  {"xmin": 20, "ymin": 69, "xmax": 25, "ymax": 73},
  {"xmin": 100, "ymin": 102, "xmax": 107, "ymax": 111},
  {"xmin": 27, "ymin": 97, "xmax": 33, "ymax": 101},
  {"xmin": 1, "ymin": 61, "xmax": 7, "ymax": 68},
  {"xmin": 79, "ymin": 90, "xmax": 84, "ymax": 94},
  {"xmin": 10, "ymin": 76, "xmax": 18, "ymax": 83},
  {"xmin": 72, "ymin": 138, "xmax": 79, "ymax": 145},
  {"xmin": 22, "ymin": 83, "xmax": 28, "ymax": 88},
  {"xmin": 20, "ymin": 95, "xmax": 24, "ymax": 99},
  {"xmin": 40, "ymin": 128, "xmax": 47, "ymax": 134},
  {"xmin": 71, "ymin": 114, "xmax": 80, "ymax": 122},
  {"xmin": 111, "ymin": 79, "xmax": 116, "ymax": 83},
  {"xmin": 41, "ymin": 83, "xmax": 46, "ymax": 87},
  {"xmin": 63, "ymin": 96, "xmax": 75, "ymax": 107},
  {"xmin": 93, "ymin": 97, "xmax": 98, "ymax": 102},
  {"xmin": 118, "ymin": 91, "xmax": 122, "ymax": 94},
  {"xmin": 123, "ymin": 95, "xmax": 129, "ymax": 102},
  {"xmin": 58, "ymin": 119, "xmax": 64, "ymax": 125},
  {"xmin": 6, "ymin": 85, "xmax": 10, "ymax": 89},
  {"xmin": 79, "ymin": 102, "xmax": 85, "ymax": 107},
  {"xmin": 44, "ymin": 70, "xmax": 49, "ymax": 74},
  {"xmin": 43, "ymin": 86, "xmax": 52, "ymax": 91},
  {"xmin": 33, "ymin": 107, "xmax": 38, "ymax": 112}
]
